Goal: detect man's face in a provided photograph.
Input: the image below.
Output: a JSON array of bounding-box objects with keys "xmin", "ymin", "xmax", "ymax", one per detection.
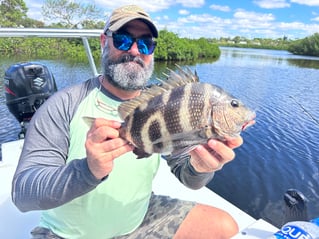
[{"xmin": 101, "ymin": 20, "xmax": 155, "ymax": 91}]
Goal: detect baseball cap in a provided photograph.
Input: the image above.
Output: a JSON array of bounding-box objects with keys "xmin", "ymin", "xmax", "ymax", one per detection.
[{"xmin": 103, "ymin": 5, "xmax": 158, "ymax": 38}]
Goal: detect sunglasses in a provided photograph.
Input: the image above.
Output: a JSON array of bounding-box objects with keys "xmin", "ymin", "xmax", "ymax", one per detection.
[{"xmin": 106, "ymin": 31, "xmax": 157, "ymax": 55}]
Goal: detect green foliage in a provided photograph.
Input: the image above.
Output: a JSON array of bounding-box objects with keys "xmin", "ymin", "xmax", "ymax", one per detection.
[
  {"xmin": 42, "ymin": 0, "xmax": 102, "ymax": 28},
  {"xmin": 0, "ymin": 29, "xmax": 221, "ymax": 62},
  {"xmin": 288, "ymin": 33, "xmax": 319, "ymax": 57},
  {"xmin": 23, "ymin": 18, "xmax": 45, "ymax": 28},
  {"xmin": 0, "ymin": 0, "xmax": 28, "ymax": 27},
  {"xmin": 155, "ymin": 30, "xmax": 220, "ymax": 61},
  {"xmin": 0, "ymin": 38, "xmax": 88, "ymax": 61}
]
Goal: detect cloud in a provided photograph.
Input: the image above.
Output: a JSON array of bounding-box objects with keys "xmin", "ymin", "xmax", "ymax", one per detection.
[
  {"xmin": 291, "ymin": 0, "xmax": 319, "ymax": 6},
  {"xmin": 94, "ymin": 0, "xmax": 172, "ymax": 12},
  {"xmin": 179, "ymin": 9, "xmax": 190, "ymax": 15},
  {"xmin": 234, "ymin": 9, "xmax": 275, "ymax": 21},
  {"xmin": 274, "ymin": 21, "xmax": 319, "ymax": 38},
  {"xmin": 209, "ymin": 4, "xmax": 231, "ymax": 12},
  {"xmin": 253, "ymin": 0, "xmax": 290, "ymax": 9},
  {"xmin": 172, "ymin": 7, "xmax": 317, "ymax": 39},
  {"xmin": 176, "ymin": 0, "xmax": 205, "ymax": 8},
  {"xmin": 178, "ymin": 14, "xmax": 225, "ymax": 24},
  {"xmin": 23, "ymin": 0, "xmax": 319, "ymax": 40}
]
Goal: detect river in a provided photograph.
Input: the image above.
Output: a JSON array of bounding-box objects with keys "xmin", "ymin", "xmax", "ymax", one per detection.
[{"xmin": 1, "ymin": 47, "xmax": 318, "ymax": 227}]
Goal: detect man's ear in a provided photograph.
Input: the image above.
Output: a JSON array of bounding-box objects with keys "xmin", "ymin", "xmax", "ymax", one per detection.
[{"xmin": 100, "ymin": 33, "xmax": 107, "ymax": 53}]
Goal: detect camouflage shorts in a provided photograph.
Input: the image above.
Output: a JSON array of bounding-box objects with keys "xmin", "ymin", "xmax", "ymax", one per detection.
[
  {"xmin": 30, "ymin": 193, "xmax": 195, "ymax": 239},
  {"xmin": 114, "ymin": 193, "xmax": 195, "ymax": 239}
]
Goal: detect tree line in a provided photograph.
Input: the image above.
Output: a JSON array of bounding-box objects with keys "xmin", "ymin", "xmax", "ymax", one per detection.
[
  {"xmin": 216, "ymin": 36, "xmax": 291, "ymax": 51},
  {"xmin": 287, "ymin": 33, "xmax": 319, "ymax": 57},
  {"xmin": 211, "ymin": 34, "xmax": 319, "ymax": 57},
  {"xmin": 0, "ymin": 30, "xmax": 221, "ymax": 62},
  {"xmin": 1, "ymin": 0, "xmax": 318, "ymax": 59},
  {"xmin": 0, "ymin": 0, "xmax": 220, "ymax": 62}
]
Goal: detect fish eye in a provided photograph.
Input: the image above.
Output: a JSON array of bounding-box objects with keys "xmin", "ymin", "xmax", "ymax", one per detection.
[{"xmin": 231, "ymin": 100, "xmax": 239, "ymax": 107}]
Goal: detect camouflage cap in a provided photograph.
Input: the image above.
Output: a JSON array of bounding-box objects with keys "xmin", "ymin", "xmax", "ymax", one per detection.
[{"xmin": 103, "ymin": 5, "xmax": 158, "ymax": 38}]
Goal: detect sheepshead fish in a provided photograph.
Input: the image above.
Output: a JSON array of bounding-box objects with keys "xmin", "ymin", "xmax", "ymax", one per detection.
[{"xmin": 118, "ymin": 66, "xmax": 256, "ymax": 158}]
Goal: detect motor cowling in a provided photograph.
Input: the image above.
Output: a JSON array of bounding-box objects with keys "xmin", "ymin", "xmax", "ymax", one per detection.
[{"xmin": 4, "ymin": 62, "xmax": 57, "ymax": 138}]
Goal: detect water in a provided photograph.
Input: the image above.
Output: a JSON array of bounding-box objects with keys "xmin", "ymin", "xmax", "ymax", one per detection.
[
  {"xmin": 204, "ymin": 48, "xmax": 319, "ymax": 227},
  {"xmin": 1, "ymin": 47, "xmax": 318, "ymax": 228}
]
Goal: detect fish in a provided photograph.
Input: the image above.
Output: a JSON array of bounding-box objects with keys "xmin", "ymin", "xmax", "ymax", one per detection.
[{"xmin": 117, "ymin": 66, "xmax": 256, "ymax": 159}]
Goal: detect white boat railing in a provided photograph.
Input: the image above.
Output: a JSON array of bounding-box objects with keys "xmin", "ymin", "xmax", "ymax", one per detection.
[{"xmin": 0, "ymin": 28, "xmax": 101, "ymax": 76}]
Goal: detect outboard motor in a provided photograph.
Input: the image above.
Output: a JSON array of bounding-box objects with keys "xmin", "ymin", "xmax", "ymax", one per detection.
[{"xmin": 4, "ymin": 62, "xmax": 57, "ymax": 139}]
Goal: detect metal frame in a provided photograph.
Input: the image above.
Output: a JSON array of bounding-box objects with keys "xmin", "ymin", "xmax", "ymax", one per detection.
[{"xmin": 0, "ymin": 28, "xmax": 102, "ymax": 76}]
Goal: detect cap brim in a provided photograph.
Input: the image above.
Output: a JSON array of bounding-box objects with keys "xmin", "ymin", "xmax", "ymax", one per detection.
[{"xmin": 108, "ymin": 16, "xmax": 158, "ymax": 38}]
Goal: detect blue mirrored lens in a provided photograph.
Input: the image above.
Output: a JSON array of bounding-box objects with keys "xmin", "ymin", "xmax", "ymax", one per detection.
[
  {"xmin": 137, "ymin": 39, "xmax": 156, "ymax": 55},
  {"xmin": 113, "ymin": 34, "xmax": 133, "ymax": 51},
  {"xmin": 112, "ymin": 33, "xmax": 156, "ymax": 55}
]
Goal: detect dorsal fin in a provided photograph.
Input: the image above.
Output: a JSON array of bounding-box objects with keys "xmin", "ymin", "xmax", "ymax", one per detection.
[{"xmin": 118, "ymin": 65, "xmax": 199, "ymax": 120}]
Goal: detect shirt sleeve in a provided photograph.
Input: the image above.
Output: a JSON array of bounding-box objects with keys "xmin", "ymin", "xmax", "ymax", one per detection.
[
  {"xmin": 11, "ymin": 80, "xmax": 102, "ymax": 212},
  {"xmin": 163, "ymin": 154, "xmax": 214, "ymax": 190}
]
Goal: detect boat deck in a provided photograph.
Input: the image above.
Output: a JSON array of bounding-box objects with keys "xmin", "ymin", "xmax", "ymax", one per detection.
[{"xmin": 0, "ymin": 140, "xmax": 278, "ymax": 238}]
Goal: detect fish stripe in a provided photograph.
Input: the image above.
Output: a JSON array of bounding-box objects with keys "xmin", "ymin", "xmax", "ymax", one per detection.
[
  {"xmin": 149, "ymin": 120, "xmax": 165, "ymax": 153},
  {"xmin": 149, "ymin": 120, "xmax": 162, "ymax": 142},
  {"xmin": 187, "ymin": 84, "xmax": 205, "ymax": 129},
  {"xmin": 164, "ymin": 87, "xmax": 184, "ymax": 136},
  {"xmin": 129, "ymin": 108, "xmax": 144, "ymax": 149},
  {"xmin": 180, "ymin": 84, "xmax": 195, "ymax": 131},
  {"xmin": 142, "ymin": 111, "xmax": 172, "ymax": 154},
  {"xmin": 130, "ymin": 93, "xmax": 173, "ymax": 154},
  {"xmin": 170, "ymin": 83, "xmax": 194, "ymax": 154},
  {"xmin": 202, "ymin": 84, "xmax": 214, "ymax": 138}
]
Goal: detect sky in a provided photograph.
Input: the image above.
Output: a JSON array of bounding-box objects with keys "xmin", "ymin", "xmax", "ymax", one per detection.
[{"xmin": 24, "ymin": 0, "xmax": 319, "ymax": 40}]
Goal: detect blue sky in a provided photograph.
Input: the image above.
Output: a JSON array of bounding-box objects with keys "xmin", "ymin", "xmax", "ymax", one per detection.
[{"xmin": 24, "ymin": 0, "xmax": 319, "ymax": 39}]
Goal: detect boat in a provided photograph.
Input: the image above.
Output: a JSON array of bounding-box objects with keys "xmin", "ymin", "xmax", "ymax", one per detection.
[{"xmin": 0, "ymin": 28, "xmax": 279, "ymax": 238}]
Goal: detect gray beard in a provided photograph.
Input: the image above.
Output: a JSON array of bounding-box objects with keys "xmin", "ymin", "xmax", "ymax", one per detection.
[{"xmin": 101, "ymin": 45, "xmax": 154, "ymax": 91}]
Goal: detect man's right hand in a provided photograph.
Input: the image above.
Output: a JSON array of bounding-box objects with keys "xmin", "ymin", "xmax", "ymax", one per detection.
[{"xmin": 85, "ymin": 118, "xmax": 134, "ymax": 180}]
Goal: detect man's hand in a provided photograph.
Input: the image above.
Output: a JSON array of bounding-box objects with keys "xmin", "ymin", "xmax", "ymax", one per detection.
[
  {"xmin": 189, "ymin": 137, "xmax": 243, "ymax": 173},
  {"xmin": 85, "ymin": 118, "xmax": 134, "ymax": 180}
]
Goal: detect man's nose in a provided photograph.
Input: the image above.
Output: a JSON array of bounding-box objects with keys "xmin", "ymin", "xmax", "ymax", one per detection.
[{"xmin": 128, "ymin": 42, "xmax": 140, "ymax": 56}]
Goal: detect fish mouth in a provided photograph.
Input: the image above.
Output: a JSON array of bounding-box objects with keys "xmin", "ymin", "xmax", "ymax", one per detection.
[
  {"xmin": 242, "ymin": 119, "xmax": 255, "ymax": 131},
  {"xmin": 242, "ymin": 112, "xmax": 256, "ymax": 131}
]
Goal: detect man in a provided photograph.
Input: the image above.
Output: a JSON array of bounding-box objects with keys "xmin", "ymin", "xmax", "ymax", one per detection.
[{"xmin": 12, "ymin": 5, "xmax": 242, "ymax": 239}]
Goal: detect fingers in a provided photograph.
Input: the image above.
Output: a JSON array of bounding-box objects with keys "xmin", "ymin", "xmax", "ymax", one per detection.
[
  {"xmin": 207, "ymin": 139, "xmax": 235, "ymax": 163},
  {"xmin": 190, "ymin": 144, "xmax": 225, "ymax": 172},
  {"xmin": 189, "ymin": 136, "xmax": 243, "ymax": 173},
  {"xmin": 99, "ymin": 138, "xmax": 133, "ymax": 159},
  {"xmin": 87, "ymin": 118, "xmax": 122, "ymax": 143},
  {"xmin": 86, "ymin": 138, "xmax": 133, "ymax": 180},
  {"xmin": 223, "ymin": 136, "xmax": 243, "ymax": 149},
  {"xmin": 85, "ymin": 118, "xmax": 133, "ymax": 180}
]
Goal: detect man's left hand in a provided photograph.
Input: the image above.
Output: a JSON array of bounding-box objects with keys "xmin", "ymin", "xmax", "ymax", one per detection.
[{"xmin": 189, "ymin": 137, "xmax": 243, "ymax": 173}]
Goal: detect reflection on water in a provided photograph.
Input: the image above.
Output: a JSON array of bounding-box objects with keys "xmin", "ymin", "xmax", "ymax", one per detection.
[
  {"xmin": 287, "ymin": 58, "xmax": 319, "ymax": 69},
  {"xmin": 1, "ymin": 48, "xmax": 319, "ymax": 227}
]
